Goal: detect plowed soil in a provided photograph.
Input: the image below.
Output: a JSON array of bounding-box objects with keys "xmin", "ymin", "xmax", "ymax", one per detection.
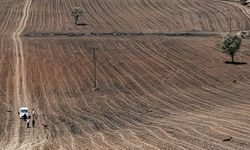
[{"xmin": 1, "ymin": 0, "xmax": 250, "ymax": 150}]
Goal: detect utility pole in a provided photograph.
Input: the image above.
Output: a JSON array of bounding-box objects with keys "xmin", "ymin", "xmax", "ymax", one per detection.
[
  {"xmin": 90, "ymin": 47, "xmax": 97, "ymax": 88},
  {"xmin": 230, "ymin": 17, "xmax": 232, "ymax": 33},
  {"xmin": 227, "ymin": 8, "xmax": 232, "ymax": 33}
]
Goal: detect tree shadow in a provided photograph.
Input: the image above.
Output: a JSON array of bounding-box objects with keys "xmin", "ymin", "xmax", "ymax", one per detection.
[
  {"xmin": 224, "ymin": 61, "xmax": 247, "ymax": 65},
  {"xmin": 76, "ymin": 23, "xmax": 88, "ymax": 26}
]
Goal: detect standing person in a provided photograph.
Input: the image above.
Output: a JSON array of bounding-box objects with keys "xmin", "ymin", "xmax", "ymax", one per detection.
[
  {"xmin": 32, "ymin": 119, "xmax": 35, "ymax": 128},
  {"xmin": 32, "ymin": 109, "xmax": 35, "ymax": 118},
  {"xmin": 27, "ymin": 118, "xmax": 30, "ymax": 128},
  {"xmin": 28, "ymin": 112, "xmax": 31, "ymax": 119}
]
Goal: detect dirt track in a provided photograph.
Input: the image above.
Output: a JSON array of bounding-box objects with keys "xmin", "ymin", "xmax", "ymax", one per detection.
[
  {"xmin": 5, "ymin": 0, "xmax": 48, "ymax": 149},
  {"xmin": 1, "ymin": 0, "xmax": 250, "ymax": 149}
]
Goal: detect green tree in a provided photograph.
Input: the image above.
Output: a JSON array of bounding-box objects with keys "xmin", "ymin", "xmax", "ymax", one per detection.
[
  {"xmin": 221, "ymin": 33, "xmax": 242, "ymax": 63},
  {"xmin": 71, "ymin": 7, "xmax": 85, "ymax": 25}
]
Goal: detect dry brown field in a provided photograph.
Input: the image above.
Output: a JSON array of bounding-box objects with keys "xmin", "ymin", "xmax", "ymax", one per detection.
[
  {"xmin": 0, "ymin": 0, "xmax": 250, "ymax": 149},
  {"xmin": 24, "ymin": 0, "xmax": 250, "ymax": 32}
]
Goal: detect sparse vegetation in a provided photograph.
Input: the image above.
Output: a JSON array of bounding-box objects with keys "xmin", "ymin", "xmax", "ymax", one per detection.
[
  {"xmin": 221, "ymin": 33, "xmax": 242, "ymax": 63},
  {"xmin": 71, "ymin": 7, "xmax": 85, "ymax": 25}
]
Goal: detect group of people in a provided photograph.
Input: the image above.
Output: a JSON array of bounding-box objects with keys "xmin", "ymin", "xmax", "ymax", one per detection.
[{"xmin": 23, "ymin": 109, "xmax": 36, "ymax": 128}]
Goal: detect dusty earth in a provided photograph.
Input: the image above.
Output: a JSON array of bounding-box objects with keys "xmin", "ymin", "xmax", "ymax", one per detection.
[{"xmin": 0, "ymin": 0, "xmax": 250, "ymax": 149}]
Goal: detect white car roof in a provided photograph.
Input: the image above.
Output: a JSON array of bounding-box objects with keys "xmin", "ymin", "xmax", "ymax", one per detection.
[{"xmin": 20, "ymin": 107, "xmax": 28, "ymax": 110}]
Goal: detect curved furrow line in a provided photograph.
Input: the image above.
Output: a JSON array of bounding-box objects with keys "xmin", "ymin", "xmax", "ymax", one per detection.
[
  {"xmin": 117, "ymin": 132, "xmax": 146, "ymax": 150},
  {"xmin": 36, "ymin": 0, "xmax": 44, "ymax": 32},
  {"xmin": 97, "ymin": 0, "xmax": 125, "ymax": 31},
  {"xmin": 116, "ymin": 0, "xmax": 143, "ymax": 30},
  {"xmin": 206, "ymin": 2, "xmax": 228, "ymax": 31},
  {"xmin": 191, "ymin": 119, "xmax": 250, "ymax": 142},
  {"xmin": 170, "ymin": 1, "xmax": 198, "ymax": 31},
  {"xmin": 101, "ymin": 41, "xmax": 161, "ymax": 91},
  {"xmin": 60, "ymin": 1, "xmax": 70, "ymax": 31},
  {"xmin": 119, "ymin": 50, "xmax": 166, "ymax": 89},
  {"xmin": 26, "ymin": 0, "xmax": 35, "ymax": 32},
  {"xmin": 56, "ymin": 0, "xmax": 63, "ymax": 32},
  {"xmin": 152, "ymin": 1, "xmax": 179, "ymax": 31},
  {"xmin": 131, "ymin": 41, "xmax": 174, "ymax": 77},
  {"xmin": 100, "ymin": 39, "xmax": 220, "ymax": 113},
  {"xmin": 0, "ymin": 1, "xmax": 18, "ymax": 34},
  {"xmin": 0, "ymin": 50, "xmax": 14, "ymax": 146},
  {"xmin": 169, "ymin": 89, "xmax": 217, "ymax": 112},
  {"xmin": 93, "ymin": 132, "xmax": 116, "ymax": 149},
  {"xmin": 95, "ymin": 132, "xmax": 127, "ymax": 149},
  {"xmin": 167, "ymin": 114, "xmax": 250, "ymax": 140},
  {"xmin": 193, "ymin": 114, "xmax": 250, "ymax": 135},
  {"xmin": 161, "ymin": 123, "xmax": 228, "ymax": 149},
  {"xmin": 141, "ymin": 126, "xmax": 187, "ymax": 149},
  {"xmin": 131, "ymin": 0, "xmax": 165, "ymax": 31},
  {"xmin": 162, "ymin": 124, "xmax": 228, "ymax": 149},
  {"xmin": 22, "ymin": 0, "xmax": 250, "ymax": 33},
  {"xmin": 83, "ymin": 0, "xmax": 101, "ymax": 31},
  {"xmin": 168, "ymin": 76, "xmax": 244, "ymax": 109},
  {"xmin": 162, "ymin": 40, "xmax": 223, "ymax": 88},
  {"xmin": 146, "ymin": 125, "xmax": 205, "ymax": 150},
  {"xmin": 111, "ymin": 1, "xmax": 136, "ymax": 31},
  {"xmin": 118, "ymin": 0, "xmax": 144, "ymax": 31},
  {"xmin": 154, "ymin": 0, "xmax": 185, "ymax": 31},
  {"xmin": 179, "ymin": 88, "xmax": 241, "ymax": 113},
  {"xmin": 89, "ymin": 0, "xmax": 114, "ymax": 31},
  {"xmin": 47, "ymin": 0, "xmax": 54, "ymax": 32},
  {"xmin": 219, "ymin": 0, "xmax": 250, "ymax": 19},
  {"xmin": 120, "ymin": 129, "xmax": 161, "ymax": 150},
  {"xmin": 67, "ymin": 69, "xmax": 92, "ymax": 105},
  {"xmin": 133, "ymin": 0, "xmax": 164, "ymax": 31},
  {"xmin": 219, "ymin": 3, "xmax": 250, "ymax": 31},
  {"xmin": 215, "ymin": 84, "xmax": 250, "ymax": 103},
  {"xmin": 202, "ymin": 86, "xmax": 250, "ymax": 107},
  {"xmin": 180, "ymin": 126, "xmax": 238, "ymax": 149},
  {"xmin": 166, "ymin": 39, "xmax": 213, "ymax": 70},
  {"xmin": 192, "ymin": 1, "xmax": 218, "ymax": 31},
  {"xmin": 97, "ymin": 48, "xmax": 148, "ymax": 95},
  {"xmin": 177, "ymin": 0, "xmax": 204, "ymax": 31},
  {"xmin": 201, "ymin": 1, "xmax": 225, "ymax": 31},
  {"xmin": 1, "ymin": 1, "xmax": 27, "ymax": 35}
]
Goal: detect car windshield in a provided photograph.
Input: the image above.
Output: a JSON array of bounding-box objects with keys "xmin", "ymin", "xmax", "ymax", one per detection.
[{"xmin": 21, "ymin": 110, "xmax": 27, "ymax": 113}]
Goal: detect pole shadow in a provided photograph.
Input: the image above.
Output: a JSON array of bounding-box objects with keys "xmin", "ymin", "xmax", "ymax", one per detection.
[
  {"xmin": 76, "ymin": 23, "xmax": 88, "ymax": 26},
  {"xmin": 224, "ymin": 61, "xmax": 247, "ymax": 65}
]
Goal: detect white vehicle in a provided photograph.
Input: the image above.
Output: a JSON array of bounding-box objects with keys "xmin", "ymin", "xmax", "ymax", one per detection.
[{"xmin": 18, "ymin": 107, "xmax": 28, "ymax": 119}]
